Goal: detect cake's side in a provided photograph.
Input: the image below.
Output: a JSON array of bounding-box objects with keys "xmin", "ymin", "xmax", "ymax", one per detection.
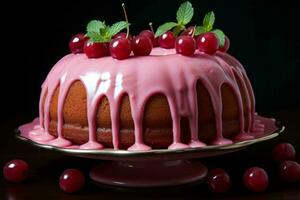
[
  {"xmin": 46, "ymin": 81, "xmax": 248, "ymax": 149},
  {"xmin": 31, "ymin": 48, "xmax": 257, "ymax": 150}
]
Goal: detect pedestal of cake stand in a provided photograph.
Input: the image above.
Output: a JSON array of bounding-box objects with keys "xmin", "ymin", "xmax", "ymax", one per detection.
[{"xmin": 90, "ymin": 159, "xmax": 207, "ymax": 187}]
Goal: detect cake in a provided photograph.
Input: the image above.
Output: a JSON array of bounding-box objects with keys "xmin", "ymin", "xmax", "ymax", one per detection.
[{"xmin": 22, "ymin": 1, "xmax": 265, "ymax": 151}]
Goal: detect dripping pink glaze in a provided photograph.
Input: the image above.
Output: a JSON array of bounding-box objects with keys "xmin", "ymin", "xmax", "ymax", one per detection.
[{"xmin": 28, "ymin": 47, "xmax": 260, "ymax": 151}]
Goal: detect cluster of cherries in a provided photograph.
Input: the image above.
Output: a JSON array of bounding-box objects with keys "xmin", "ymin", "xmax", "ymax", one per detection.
[
  {"xmin": 207, "ymin": 143, "xmax": 300, "ymax": 193},
  {"xmin": 69, "ymin": 26, "xmax": 230, "ymax": 60},
  {"xmin": 3, "ymin": 142, "xmax": 300, "ymax": 193}
]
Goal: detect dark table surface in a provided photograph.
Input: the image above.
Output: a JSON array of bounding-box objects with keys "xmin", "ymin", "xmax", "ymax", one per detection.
[{"xmin": 1, "ymin": 109, "xmax": 300, "ymax": 200}]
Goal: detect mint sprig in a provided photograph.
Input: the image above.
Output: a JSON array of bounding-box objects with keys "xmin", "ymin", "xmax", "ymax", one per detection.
[
  {"xmin": 86, "ymin": 20, "xmax": 129, "ymax": 43},
  {"xmin": 155, "ymin": 1, "xmax": 194, "ymax": 37},
  {"xmin": 176, "ymin": 1, "xmax": 194, "ymax": 25},
  {"xmin": 203, "ymin": 11, "xmax": 215, "ymax": 32},
  {"xmin": 108, "ymin": 21, "xmax": 129, "ymax": 36},
  {"xmin": 195, "ymin": 11, "xmax": 226, "ymax": 47},
  {"xmin": 212, "ymin": 29, "xmax": 225, "ymax": 46}
]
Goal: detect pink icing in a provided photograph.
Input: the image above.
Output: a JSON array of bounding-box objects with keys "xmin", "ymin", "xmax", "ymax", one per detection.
[{"xmin": 26, "ymin": 47, "xmax": 262, "ymax": 151}]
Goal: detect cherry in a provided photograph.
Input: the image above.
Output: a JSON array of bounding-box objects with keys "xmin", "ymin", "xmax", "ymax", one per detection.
[
  {"xmin": 109, "ymin": 38, "xmax": 132, "ymax": 60},
  {"xmin": 83, "ymin": 40, "xmax": 108, "ymax": 58},
  {"xmin": 272, "ymin": 142, "xmax": 296, "ymax": 163},
  {"xmin": 181, "ymin": 26, "xmax": 195, "ymax": 36},
  {"xmin": 158, "ymin": 31, "xmax": 176, "ymax": 49},
  {"xmin": 243, "ymin": 167, "xmax": 268, "ymax": 192},
  {"xmin": 59, "ymin": 169, "xmax": 85, "ymax": 193},
  {"xmin": 175, "ymin": 35, "xmax": 196, "ymax": 56},
  {"xmin": 197, "ymin": 32, "xmax": 219, "ymax": 55},
  {"xmin": 207, "ymin": 168, "xmax": 231, "ymax": 193},
  {"xmin": 69, "ymin": 33, "xmax": 88, "ymax": 54},
  {"xmin": 219, "ymin": 36, "xmax": 230, "ymax": 52},
  {"xmin": 278, "ymin": 161, "xmax": 300, "ymax": 183},
  {"xmin": 3, "ymin": 159, "xmax": 29, "ymax": 183},
  {"xmin": 139, "ymin": 30, "xmax": 156, "ymax": 47},
  {"xmin": 113, "ymin": 32, "xmax": 133, "ymax": 41},
  {"xmin": 132, "ymin": 35, "xmax": 153, "ymax": 56}
]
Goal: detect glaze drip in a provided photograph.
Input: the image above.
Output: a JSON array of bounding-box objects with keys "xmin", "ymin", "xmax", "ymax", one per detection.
[{"xmin": 29, "ymin": 48, "xmax": 259, "ymax": 150}]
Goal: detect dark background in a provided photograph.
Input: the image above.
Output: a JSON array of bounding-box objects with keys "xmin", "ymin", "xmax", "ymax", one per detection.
[
  {"xmin": 1, "ymin": 0, "xmax": 300, "ymax": 199},
  {"xmin": 2, "ymin": 0, "xmax": 300, "ymax": 120}
]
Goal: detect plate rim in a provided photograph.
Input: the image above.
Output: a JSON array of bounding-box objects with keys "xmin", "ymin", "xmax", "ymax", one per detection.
[{"xmin": 15, "ymin": 122, "xmax": 285, "ymax": 158}]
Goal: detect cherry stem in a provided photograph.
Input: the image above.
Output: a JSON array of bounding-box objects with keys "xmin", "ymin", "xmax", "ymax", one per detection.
[
  {"xmin": 192, "ymin": 26, "xmax": 196, "ymax": 37},
  {"xmin": 149, "ymin": 22, "xmax": 154, "ymax": 33},
  {"xmin": 121, "ymin": 3, "xmax": 130, "ymax": 39}
]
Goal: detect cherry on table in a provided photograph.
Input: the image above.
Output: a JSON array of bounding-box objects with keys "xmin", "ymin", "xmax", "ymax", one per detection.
[
  {"xmin": 109, "ymin": 38, "xmax": 132, "ymax": 60},
  {"xmin": 197, "ymin": 32, "xmax": 219, "ymax": 55},
  {"xmin": 207, "ymin": 168, "xmax": 231, "ymax": 193},
  {"xmin": 3, "ymin": 159, "xmax": 29, "ymax": 183},
  {"xmin": 132, "ymin": 35, "xmax": 153, "ymax": 56},
  {"xmin": 139, "ymin": 30, "xmax": 156, "ymax": 47},
  {"xmin": 84, "ymin": 40, "xmax": 108, "ymax": 58},
  {"xmin": 69, "ymin": 33, "xmax": 88, "ymax": 54},
  {"xmin": 219, "ymin": 36, "xmax": 230, "ymax": 52},
  {"xmin": 243, "ymin": 167, "xmax": 269, "ymax": 192},
  {"xmin": 59, "ymin": 169, "xmax": 85, "ymax": 193},
  {"xmin": 158, "ymin": 31, "xmax": 176, "ymax": 49},
  {"xmin": 278, "ymin": 160, "xmax": 300, "ymax": 183},
  {"xmin": 175, "ymin": 35, "xmax": 196, "ymax": 56},
  {"xmin": 272, "ymin": 142, "xmax": 296, "ymax": 163}
]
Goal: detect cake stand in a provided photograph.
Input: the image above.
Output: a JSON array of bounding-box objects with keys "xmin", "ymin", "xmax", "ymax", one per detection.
[{"xmin": 17, "ymin": 116, "xmax": 284, "ymax": 187}]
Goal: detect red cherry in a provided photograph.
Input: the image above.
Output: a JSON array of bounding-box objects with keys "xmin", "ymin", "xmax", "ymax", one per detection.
[
  {"xmin": 207, "ymin": 168, "xmax": 231, "ymax": 193},
  {"xmin": 158, "ymin": 31, "xmax": 176, "ymax": 49},
  {"xmin": 278, "ymin": 161, "xmax": 300, "ymax": 183},
  {"xmin": 59, "ymin": 169, "xmax": 85, "ymax": 193},
  {"xmin": 181, "ymin": 26, "xmax": 195, "ymax": 36},
  {"xmin": 243, "ymin": 167, "xmax": 269, "ymax": 192},
  {"xmin": 197, "ymin": 32, "xmax": 219, "ymax": 55},
  {"xmin": 3, "ymin": 159, "xmax": 29, "ymax": 183},
  {"xmin": 109, "ymin": 38, "xmax": 132, "ymax": 60},
  {"xmin": 69, "ymin": 33, "xmax": 88, "ymax": 54},
  {"xmin": 272, "ymin": 143, "xmax": 296, "ymax": 163},
  {"xmin": 83, "ymin": 40, "xmax": 108, "ymax": 58},
  {"xmin": 132, "ymin": 35, "xmax": 153, "ymax": 56},
  {"xmin": 139, "ymin": 30, "xmax": 156, "ymax": 47},
  {"xmin": 113, "ymin": 32, "xmax": 133, "ymax": 41},
  {"xmin": 175, "ymin": 35, "xmax": 196, "ymax": 56},
  {"xmin": 218, "ymin": 36, "xmax": 230, "ymax": 52}
]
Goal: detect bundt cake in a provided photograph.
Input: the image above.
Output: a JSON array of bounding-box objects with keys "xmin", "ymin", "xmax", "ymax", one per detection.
[
  {"xmin": 19, "ymin": 1, "xmax": 265, "ymax": 151},
  {"xmin": 26, "ymin": 47, "xmax": 258, "ymax": 150}
]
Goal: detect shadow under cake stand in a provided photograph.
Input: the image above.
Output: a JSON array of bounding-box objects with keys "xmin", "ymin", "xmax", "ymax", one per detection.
[{"xmin": 17, "ymin": 116, "xmax": 284, "ymax": 187}]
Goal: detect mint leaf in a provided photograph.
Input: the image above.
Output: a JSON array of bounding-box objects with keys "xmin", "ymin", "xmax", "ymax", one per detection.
[
  {"xmin": 212, "ymin": 29, "xmax": 225, "ymax": 47},
  {"xmin": 155, "ymin": 22, "xmax": 178, "ymax": 37},
  {"xmin": 203, "ymin": 11, "xmax": 215, "ymax": 31},
  {"xmin": 87, "ymin": 20, "xmax": 105, "ymax": 34},
  {"xmin": 87, "ymin": 32, "xmax": 108, "ymax": 43},
  {"xmin": 173, "ymin": 24, "xmax": 185, "ymax": 36},
  {"xmin": 176, "ymin": 1, "xmax": 194, "ymax": 25},
  {"xmin": 108, "ymin": 21, "xmax": 129, "ymax": 37},
  {"xmin": 194, "ymin": 26, "xmax": 206, "ymax": 36}
]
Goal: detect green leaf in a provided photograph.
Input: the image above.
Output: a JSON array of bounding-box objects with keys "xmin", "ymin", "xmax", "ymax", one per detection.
[
  {"xmin": 108, "ymin": 21, "xmax": 129, "ymax": 37},
  {"xmin": 155, "ymin": 22, "xmax": 178, "ymax": 37},
  {"xmin": 86, "ymin": 32, "xmax": 106, "ymax": 42},
  {"xmin": 212, "ymin": 29, "xmax": 225, "ymax": 47},
  {"xmin": 194, "ymin": 26, "xmax": 206, "ymax": 36},
  {"xmin": 173, "ymin": 24, "xmax": 185, "ymax": 36},
  {"xmin": 203, "ymin": 11, "xmax": 215, "ymax": 31},
  {"xmin": 176, "ymin": 1, "xmax": 194, "ymax": 25},
  {"xmin": 86, "ymin": 20, "xmax": 105, "ymax": 34}
]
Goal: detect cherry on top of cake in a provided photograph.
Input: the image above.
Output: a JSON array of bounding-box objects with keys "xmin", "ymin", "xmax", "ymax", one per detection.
[{"xmin": 68, "ymin": 1, "xmax": 230, "ymax": 60}]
